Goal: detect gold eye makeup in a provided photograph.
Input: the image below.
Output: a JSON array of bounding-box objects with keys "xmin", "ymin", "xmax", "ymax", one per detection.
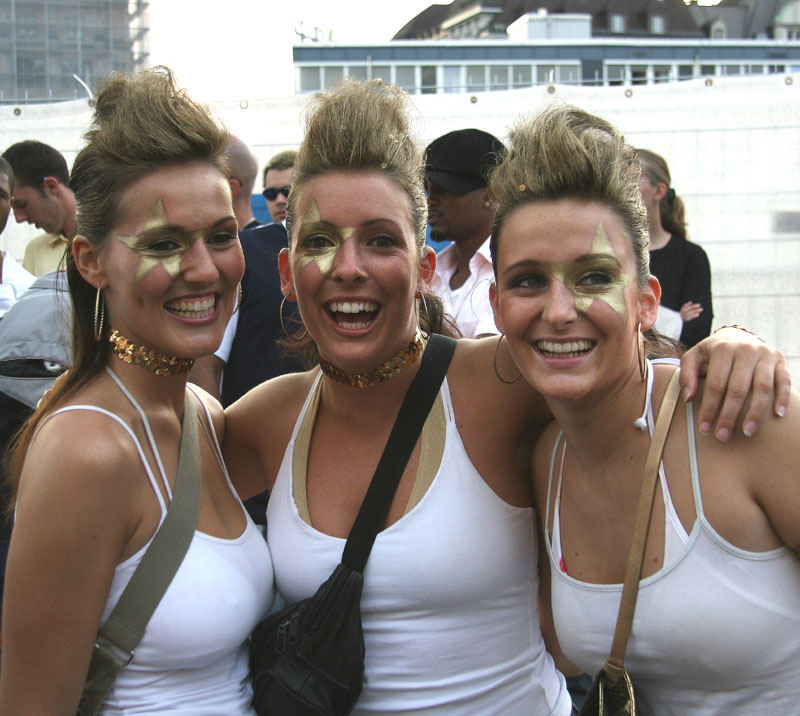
[
  {"xmin": 116, "ymin": 198, "xmax": 208, "ymax": 282},
  {"xmin": 294, "ymin": 200, "xmax": 357, "ymax": 277}
]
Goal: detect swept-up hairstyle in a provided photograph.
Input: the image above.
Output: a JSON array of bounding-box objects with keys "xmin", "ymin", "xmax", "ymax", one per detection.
[
  {"xmin": 283, "ymin": 80, "xmax": 456, "ymax": 356},
  {"xmin": 636, "ymin": 147, "xmax": 688, "ymax": 239},
  {"xmin": 489, "ymin": 104, "xmax": 678, "ymax": 357},
  {"xmin": 7, "ymin": 66, "xmax": 229, "ymax": 493}
]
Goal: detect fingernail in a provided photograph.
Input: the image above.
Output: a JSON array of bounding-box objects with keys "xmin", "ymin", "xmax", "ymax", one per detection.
[
  {"xmin": 716, "ymin": 427, "xmax": 730, "ymax": 443},
  {"xmin": 682, "ymin": 387, "xmax": 692, "ymax": 403},
  {"xmin": 700, "ymin": 421, "xmax": 711, "ymax": 435},
  {"xmin": 743, "ymin": 421, "xmax": 757, "ymax": 437},
  {"xmin": 777, "ymin": 405, "xmax": 786, "ymax": 418}
]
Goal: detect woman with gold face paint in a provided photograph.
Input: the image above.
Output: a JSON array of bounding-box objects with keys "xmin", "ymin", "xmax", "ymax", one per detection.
[
  {"xmin": 224, "ymin": 82, "xmax": 791, "ymax": 715},
  {"xmin": 489, "ymin": 105, "xmax": 800, "ymax": 714},
  {"xmin": 0, "ymin": 68, "xmax": 274, "ymax": 715}
]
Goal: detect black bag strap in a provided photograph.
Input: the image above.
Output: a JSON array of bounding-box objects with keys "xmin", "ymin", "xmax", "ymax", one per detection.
[
  {"xmin": 96, "ymin": 391, "xmax": 202, "ymax": 659},
  {"xmin": 341, "ymin": 334, "xmax": 457, "ymax": 572}
]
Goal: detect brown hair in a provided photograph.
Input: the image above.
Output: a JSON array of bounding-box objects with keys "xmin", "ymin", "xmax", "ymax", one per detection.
[
  {"xmin": 7, "ymin": 66, "xmax": 229, "ymax": 494},
  {"xmin": 283, "ymin": 80, "xmax": 456, "ymax": 361},
  {"xmin": 635, "ymin": 148, "xmax": 688, "ymax": 239},
  {"xmin": 489, "ymin": 104, "xmax": 679, "ymax": 358}
]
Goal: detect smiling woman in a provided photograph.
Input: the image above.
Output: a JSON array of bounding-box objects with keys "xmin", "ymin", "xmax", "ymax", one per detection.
[{"xmin": 0, "ymin": 68, "xmax": 274, "ymax": 715}]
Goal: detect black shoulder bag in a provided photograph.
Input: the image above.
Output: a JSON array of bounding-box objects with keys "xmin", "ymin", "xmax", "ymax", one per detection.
[{"xmin": 249, "ymin": 334, "xmax": 457, "ymax": 716}]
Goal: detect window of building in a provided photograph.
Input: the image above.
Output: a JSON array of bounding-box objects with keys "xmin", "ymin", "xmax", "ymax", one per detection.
[
  {"xmin": 559, "ymin": 65, "xmax": 579, "ymax": 85},
  {"xmin": 710, "ymin": 20, "xmax": 726, "ymax": 40},
  {"xmin": 421, "ymin": 65, "xmax": 437, "ymax": 94},
  {"xmin": 653, "ymin": 65, "xmax": 671, "ymax": 83},
  {"xmin": 651, "ymin": 16, "xmax": 665, "ymax": 34},
  {"xmin": 631, "ymin": 65, "xmax": 648, "ymax": 85},
  {"xmin": 536, "ymin": 64, "xmax": 556, "ymax": 84},
  {"xmin": 371, "ymin": 65, "xmax": 392, "ymax": 83},
  {"xmin": 299, "ymin": 66, "xmax": 321, "ymax": 92},
  {"xmin": 443, "ymin": 65, "xmax": 461, "ymax": 93},
  {"xmin": 701, "ymin": 64, "xmax": 717, "ymax": 77},
  {"xmin": 323, "ymin": 66, "xmax": 344, "ymax": 89},
  {"xmin": 490, "ymin": 65, "xmax": 509, "ymax": 91},
  {"xmin": 678, "ymin": 64, "xmax": 695, "ymax": 81},
  {"xmin": 512, "ymin": 65, "xmax": 532, "ymax": 88},
  {"xmin": 721, "ymin": 65, "xmax": 741, "ymax": 76},
  {"xmin": 606, "ymin": 64, "xmax": 625, "ymax": 86},
  {"xmin": 348, "ymin": 65, "xmax": 368, "ymax": 82},
  {"xmin": 466, "ymin": 65, "xmax": 486, "ymax": 92},
  {"xmin": 611, "ymin": 14, "xmax": 626, "ymax": 33},
  {"xmin": 395, "ymin": 66, "xmax": 416, "ymax": 92}
]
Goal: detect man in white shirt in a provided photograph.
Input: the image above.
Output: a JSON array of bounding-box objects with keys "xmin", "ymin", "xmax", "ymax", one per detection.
[
  {"xmin": 0, "ymin": 158, "xmax": 35, "ymax": 317},
  {"xmin": 424, "ymin": 129, "xmax": 505, "ymax": 338}
]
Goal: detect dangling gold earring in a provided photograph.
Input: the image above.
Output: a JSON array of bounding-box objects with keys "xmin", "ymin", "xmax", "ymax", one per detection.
[
  {"xmin": 93, "ymin": 286, "xmax": 105, "ymax": 342},
  {"xmin": 279, "ymin": 296, "xmax": 308, "ymax": 342},
  {"xmin": 493, "ymin": 334, "xmax": 520, "ymax": 385},
  {"xmin": 637, "ymin": 322, "xmax": 646, "ymax": 381}
]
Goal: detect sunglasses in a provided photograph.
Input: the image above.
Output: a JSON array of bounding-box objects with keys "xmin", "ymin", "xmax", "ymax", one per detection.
[{"xmin": 263, "ymin": 185, "xmax": 291, "ymax": 201}]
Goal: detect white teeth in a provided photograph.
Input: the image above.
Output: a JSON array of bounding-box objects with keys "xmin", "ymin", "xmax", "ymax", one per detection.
[
  {"xmin": 339, "ymin": 320, "xmax": 371, "ymax": 329},
  {"xmin": 537, "ymin": 340, "xmax": 593, "ymax": 355},
  {"xmin": 166, "ymin": 296, "xmax": 216, "ymax": 317},
  {"xmin": 328, "ymin": 301, "xmax": 378, "ymax": 314}
]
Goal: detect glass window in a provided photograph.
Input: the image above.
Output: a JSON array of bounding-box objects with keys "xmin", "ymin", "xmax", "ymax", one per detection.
[
  {"xmin": 537, "ymin": 64, "xmax": 556, "ymax": 84},
  {"xmin": 678, "ymin": 65, "xmax": 695, "ymax": 81},
  {"xmin": 371, "ymin": 65, "xmax": 391, "ymax": 83},
  {"xmin": 490, "ymin": 65, "xmax": 509, "ymax": 91},
  {"xmin": 420, "ymin": 65, "xmax": 437, "ymax": 94},
  {"xmin": 466, "ymin": 65, "xmax": 486, "ymax": 92},
  {"xmin": 651, "ymin": 16, "xmax": 665, "ymax": 34},
  {"xmin": 323, "ymin": 66, "xmax": 344, "ymax": 89},
  {"xmin": 631, "ymin": 65, "xmax": 648, "ymax": 85},
  {"xmin": 653, "ymin": 65, "xmax": 671, "ymax": 83},
  {"xmin": 395, "ymin": 66, "xmax": 416, "ymax": 92},
  {"xmin": 348, "ymin": 65, "xmax": 367, "ymax": 82},
  {"xmin": 611, "ymin": 14, "xmax": 626, "ymax": 33},
  {"xmin": 606, "ymin": 64, "xmax": 625, "ymax": 86},
  {"xmin": 559, "ymin": 65, "xmax": 579, "ymax": 85},
  {"xmin": 299, "ymin": 66, "xmax": 321, "ymax": 93},
  {"xmin": 721, "ymin": 65, "xmax": 741, "ymax": 76},
  {"xmin": 512, "ymin": 65, "xmax": 532, "ymax": 88},
  {"xmin": 747, "ymin": 65, "xmax": 765, "ymax": 75},
  {"xmin": 701, "ymin": 65, "xmax": 717, "ymax": 77},
  {"xmin": 443, "ymin": 65, "xmax": 461, "ymax": 93}
]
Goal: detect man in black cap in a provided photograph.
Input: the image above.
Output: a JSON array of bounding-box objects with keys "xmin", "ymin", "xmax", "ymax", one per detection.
[{"xmin": 424, "ymin": 128, "xmax": 505, "ymax": 338}]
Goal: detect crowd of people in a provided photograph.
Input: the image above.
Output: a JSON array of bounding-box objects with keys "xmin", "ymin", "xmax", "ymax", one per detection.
[{"xmin": 0, "ymin": 67, "xmax": 795, "ymax": 715}]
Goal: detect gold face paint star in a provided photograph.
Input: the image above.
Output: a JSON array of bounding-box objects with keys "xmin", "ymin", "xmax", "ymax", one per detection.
[
  {"xmin": 294, "ymin": 200, "xmax": 357, "ymax": 277},
  {"xmin": 544, "ymin": 221, "xmax": 633, "ymax": 322},
  {"xmin": 115, "ymin": 198, "xmax": 206, "ymax": 282}
]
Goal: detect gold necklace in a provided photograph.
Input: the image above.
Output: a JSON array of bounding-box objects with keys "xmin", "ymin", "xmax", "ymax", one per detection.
[
  {"xmin": 319, "ymin": 328, "xmax": 427, "ymax": 389},
  {"xmin": 108, "ymin": 329, "xmax": 195, "ymax": 376}
]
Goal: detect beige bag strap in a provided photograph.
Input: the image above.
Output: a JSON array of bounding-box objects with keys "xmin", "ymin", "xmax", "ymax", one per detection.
[{"xmin": 605, "ymin": 370, "xmax": 682, "ymax": 679}]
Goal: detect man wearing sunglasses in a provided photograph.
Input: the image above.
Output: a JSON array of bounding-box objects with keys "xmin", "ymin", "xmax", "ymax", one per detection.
[{"xmin": 262, "ymin": 149, "xmax": 295, "ymax": 225}]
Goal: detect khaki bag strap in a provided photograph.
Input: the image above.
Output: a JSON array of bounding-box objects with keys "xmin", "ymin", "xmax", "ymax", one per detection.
[
  {"xmin": 605, "ymin": 370, "xmax": 682, "ymax": 680},
  {"xmin": 98, "ymin": 391, "xmax": 202, "ymax": 659}
]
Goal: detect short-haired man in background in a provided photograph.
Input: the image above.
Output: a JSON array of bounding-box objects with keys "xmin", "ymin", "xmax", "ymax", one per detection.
[
  {"xmin": 262, "ymin": 149, "xmax": 296, "ymax": 225},
  {"xmin": 0, "ymin": 157, "xmax": 35, "ymax": 317}
]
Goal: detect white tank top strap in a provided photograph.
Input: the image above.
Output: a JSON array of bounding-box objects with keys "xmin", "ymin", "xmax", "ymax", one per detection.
[
  {"xmin": 106, "ymin": 366, "xmax": 172, "ymax": 501},
  {"xmin": 685, "ymin": 400, "xmax": 704, "ymax": 518},
  {"xmin": 439, "ymin": 376, "xmax": 455, "ymax": 422},
  {"xmin": 38, "ymin": 404, "xmax": 169, "ymax": 515}
]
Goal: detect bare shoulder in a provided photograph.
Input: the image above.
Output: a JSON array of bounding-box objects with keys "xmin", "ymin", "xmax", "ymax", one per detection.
[{"xmin": 224, "ymin": 369, "xmax": 318, "ymax": 497}]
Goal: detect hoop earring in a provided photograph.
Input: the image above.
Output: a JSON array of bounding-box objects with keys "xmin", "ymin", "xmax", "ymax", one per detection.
[
  {"xmin": 637, "ymin": 322, "xmax": 646, "ymax": 381},
  {"xmin": 417, "ymin": 292, "xmax": 429, "ymax": 324},
  {"xmin": 493, "ymin": 334, "xmax": 520, "ymax": 385},
  {"xmin": 232, "ymin": 283, "xmax": 242, "ymax": 315},
  {"xmin": 93, "ymin": 286, "xmax": 105, "ymax": 342},
  {"xmin": 279, "ymin": 296, "xmax": 308, "ymax": 342}
]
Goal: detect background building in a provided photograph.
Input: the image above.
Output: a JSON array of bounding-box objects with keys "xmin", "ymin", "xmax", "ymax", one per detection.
[{"xmin": 0, "ymin": 0, "xmax": 149, "ymax": 103}]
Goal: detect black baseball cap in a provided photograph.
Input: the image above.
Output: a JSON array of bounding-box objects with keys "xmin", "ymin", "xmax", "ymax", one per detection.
[{"xmin": 424, "ymin": 129, "xmax": 506, "ymax": 195}]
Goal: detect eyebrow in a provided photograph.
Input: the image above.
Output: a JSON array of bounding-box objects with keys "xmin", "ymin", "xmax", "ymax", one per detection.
[
  {"xmin": 138, "ymin": 215, "xmax": 237, "ymax": 234},
  {"xmin": 503, "ymin": 253, "xmax": 621, "ymax": 273}
]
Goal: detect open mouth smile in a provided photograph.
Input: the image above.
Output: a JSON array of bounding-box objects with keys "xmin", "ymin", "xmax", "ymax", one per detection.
[
  {"xmin": 165, "ymin": 295, "xmax": 217, "ymax": 319},
  {"xmin": 536, "ymin": 339, "xmax": 595, "ymax": 358},
  {"xmin": 327, "ymin": 300, "xmax": 379, "ymax": 329}
]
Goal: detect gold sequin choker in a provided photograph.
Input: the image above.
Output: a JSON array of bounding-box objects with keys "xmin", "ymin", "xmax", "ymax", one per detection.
[
  {"xmin": 108, "ymin": 329, "xmax": 195, "ymax": 376},
  {"xmin": 319, "ymin": 328, "xmax": 427, "ymax": 389}
]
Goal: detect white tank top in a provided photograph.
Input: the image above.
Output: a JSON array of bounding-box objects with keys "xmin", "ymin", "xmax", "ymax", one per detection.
[
  {"xmin": 44, "ymin": 374, "xmax": 274, "ymax": 715},
  {"xmin": 267, "ymin": 373, "xmax": 571, "ymax": 716},
  {"xmin": 546, "ymin": 372, "xmax": 800, "ymax": 715}
]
